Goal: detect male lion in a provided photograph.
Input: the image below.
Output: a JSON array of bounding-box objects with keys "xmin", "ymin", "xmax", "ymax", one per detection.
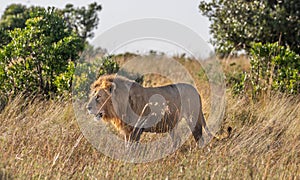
[{"xmin": 86, "ymin": 74, "xmax": 213, "ymax": 147}]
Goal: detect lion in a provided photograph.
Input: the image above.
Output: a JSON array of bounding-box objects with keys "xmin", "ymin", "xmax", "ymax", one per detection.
[{"xmin": 86, "ymin": 74, "xmax": 213, "ymax": 147}]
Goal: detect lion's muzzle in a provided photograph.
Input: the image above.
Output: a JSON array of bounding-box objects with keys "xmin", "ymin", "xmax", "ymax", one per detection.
[{"xmin": 86, "ymin": 104, "xmax": 105, "ymax": 121}]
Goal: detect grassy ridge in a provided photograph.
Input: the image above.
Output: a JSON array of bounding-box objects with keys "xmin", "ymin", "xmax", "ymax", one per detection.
[{"xmin": 0, "ymin": 91, "xmax": 299, "ymax": 179}]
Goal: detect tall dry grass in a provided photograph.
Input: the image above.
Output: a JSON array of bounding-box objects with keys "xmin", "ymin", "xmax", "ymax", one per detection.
[{"xmin": 0, "ymin": 91, "xmax": 299, "ymax": 179}]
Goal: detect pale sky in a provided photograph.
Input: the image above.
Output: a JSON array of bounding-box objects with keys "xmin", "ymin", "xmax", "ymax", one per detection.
[{"xmin": 0, "ymin": 0, "xmax": 213, "ymax": 55}]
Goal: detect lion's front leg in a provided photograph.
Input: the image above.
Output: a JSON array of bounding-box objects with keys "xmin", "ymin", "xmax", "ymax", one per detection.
[
  {"xmin": 130, "ymin": 127, "xmax": 144, "ymax": 142},
  {"xmin": 123, "ymin": 127, "xmax": 144, "ymax": 148},
  {"xmin": 169, "ymin": 124, "xmax": 182, "ymax": 150}
]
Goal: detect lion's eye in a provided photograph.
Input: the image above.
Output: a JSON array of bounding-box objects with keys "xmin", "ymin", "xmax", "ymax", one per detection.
[{"xmin": 96, "ymin": 94, "xmax": 101, "ymax": 101}]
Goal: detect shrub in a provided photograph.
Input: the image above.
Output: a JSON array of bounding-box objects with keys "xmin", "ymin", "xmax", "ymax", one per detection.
[
  {"xmin": 199, "ymin": 0, "xmax": 300, "ymax": 56},
  {"xmin": 98, "ymin": 55, "xmax": 120, "ymax": 76},
  {"xmin": 232, "ymin": 42, "xmax": 300, "ymax": 97},
  {"xmin": 72, "ymin": 58, "xmax": 101, "ymax": 99},
  {"xmin": 0, "ymin": 8, "xmax": 84, "ymax": 97}
]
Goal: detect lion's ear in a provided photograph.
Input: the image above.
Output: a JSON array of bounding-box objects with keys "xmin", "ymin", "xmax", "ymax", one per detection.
[{"xmin": 110, "ymin": 82, "xmax": 116, "ymax": 93}]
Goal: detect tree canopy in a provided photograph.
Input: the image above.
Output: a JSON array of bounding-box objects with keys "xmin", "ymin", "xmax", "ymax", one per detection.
[
  {"xmin": 199, "ymin": 0, "xmax": 300, "ymax": 56},
  {"xmin": 0, "ymin": 3, "xmax": 102, "ymax": 47},
  {"xmin": 0, "ymin": 7, "xmax": 84, "ymax": 95},
  {"xmin": 0, "ymin": 3, "xmax": 102, "ymax": 96},
  {"xmin": 62, "ymin": 2, "xmax": 102, "ymax": 40}
]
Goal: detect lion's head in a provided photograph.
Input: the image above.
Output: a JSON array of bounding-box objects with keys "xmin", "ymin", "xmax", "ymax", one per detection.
[{"xmin": 86, "ymin": 75, "xmax": 117, "ymax": 121}]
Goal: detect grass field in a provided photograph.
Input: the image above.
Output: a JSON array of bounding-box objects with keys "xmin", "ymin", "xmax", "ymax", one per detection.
[{"xmin": 0, "ymin": 57, "xmax": 299, "ymax": 179}]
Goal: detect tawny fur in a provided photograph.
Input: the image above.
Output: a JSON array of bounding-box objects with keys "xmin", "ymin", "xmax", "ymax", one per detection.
[
  {"xmin": 91, "ymin": 75, "xmax": 134, "ymax": 139},
  {"xmin": 88, "ymin": 74, "xmax": 213, "ymax": 145}
]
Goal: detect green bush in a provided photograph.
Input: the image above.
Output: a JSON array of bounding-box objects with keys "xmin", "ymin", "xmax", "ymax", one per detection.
[
  {"xmin": 0, "ymin": 3, "xmax": 102, "ymax": 100},
  {"xmin": 229, "ymin": 71, "xmax": 250, "ymax": 95},
  {"xmin": 53, "ymin": 61, "xmax": 75, "ymax": 96},
  {"xmin": 98, "ymin": 55, "xmax": 143, "ymax": 83},
  {"xmin": 232, "ymin": 42, "xmax": 300, "ymax": 97},
  {"xmin": 199, "ymin": 0, "xmax": 300, "ymax": 56},
  {"xmin": 72, "ymin": 58, "xmax": 101, "ymax": 99},
  {"xmin": 73, "ymin": 55, "xmax": 121, "ymax": 99},
  {"xmin": 0, "ymin": 7, "xmax": 84, "ymax": 97},
  {"xmin": 250, "ymin": 42, "xmax": 300, "ymax": 95},
  {"xmin": 98, "ymin": 55, "xmax": 120, "ymax": 76}
]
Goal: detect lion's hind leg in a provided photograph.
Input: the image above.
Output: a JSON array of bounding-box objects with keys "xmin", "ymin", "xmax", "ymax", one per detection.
[
  {"xmin": 191, "ymin": 118, "xmax": 205, "ymax": 147},
  {"xmin": 184, "ymin": 115, "xmax": 205, "ymax": 147}
]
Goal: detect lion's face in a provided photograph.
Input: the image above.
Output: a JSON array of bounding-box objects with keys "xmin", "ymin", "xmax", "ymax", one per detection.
[{"xmin": 86, "ymin": 86, "xmax": 113, "ymax": 121}]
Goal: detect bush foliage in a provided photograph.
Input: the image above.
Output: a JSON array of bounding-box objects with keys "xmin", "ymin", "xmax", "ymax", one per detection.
[
  {"xmin": 0, "ymin": 3, "xmax": 102, "ymax": 98},
  {"xmin": 72, "ymin": 55, "xmax": 119, "ymax": 99},
  {"xmin": 0, "ymin": 8, "xmax": 84, "ymax": 97},
  {"xmin": 231, "ymin": 42, "xmax": 300, "ymax": 97},
  {"xmin": 199, "ymin": 0, "xmax": 300, "ymax": 56}
]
